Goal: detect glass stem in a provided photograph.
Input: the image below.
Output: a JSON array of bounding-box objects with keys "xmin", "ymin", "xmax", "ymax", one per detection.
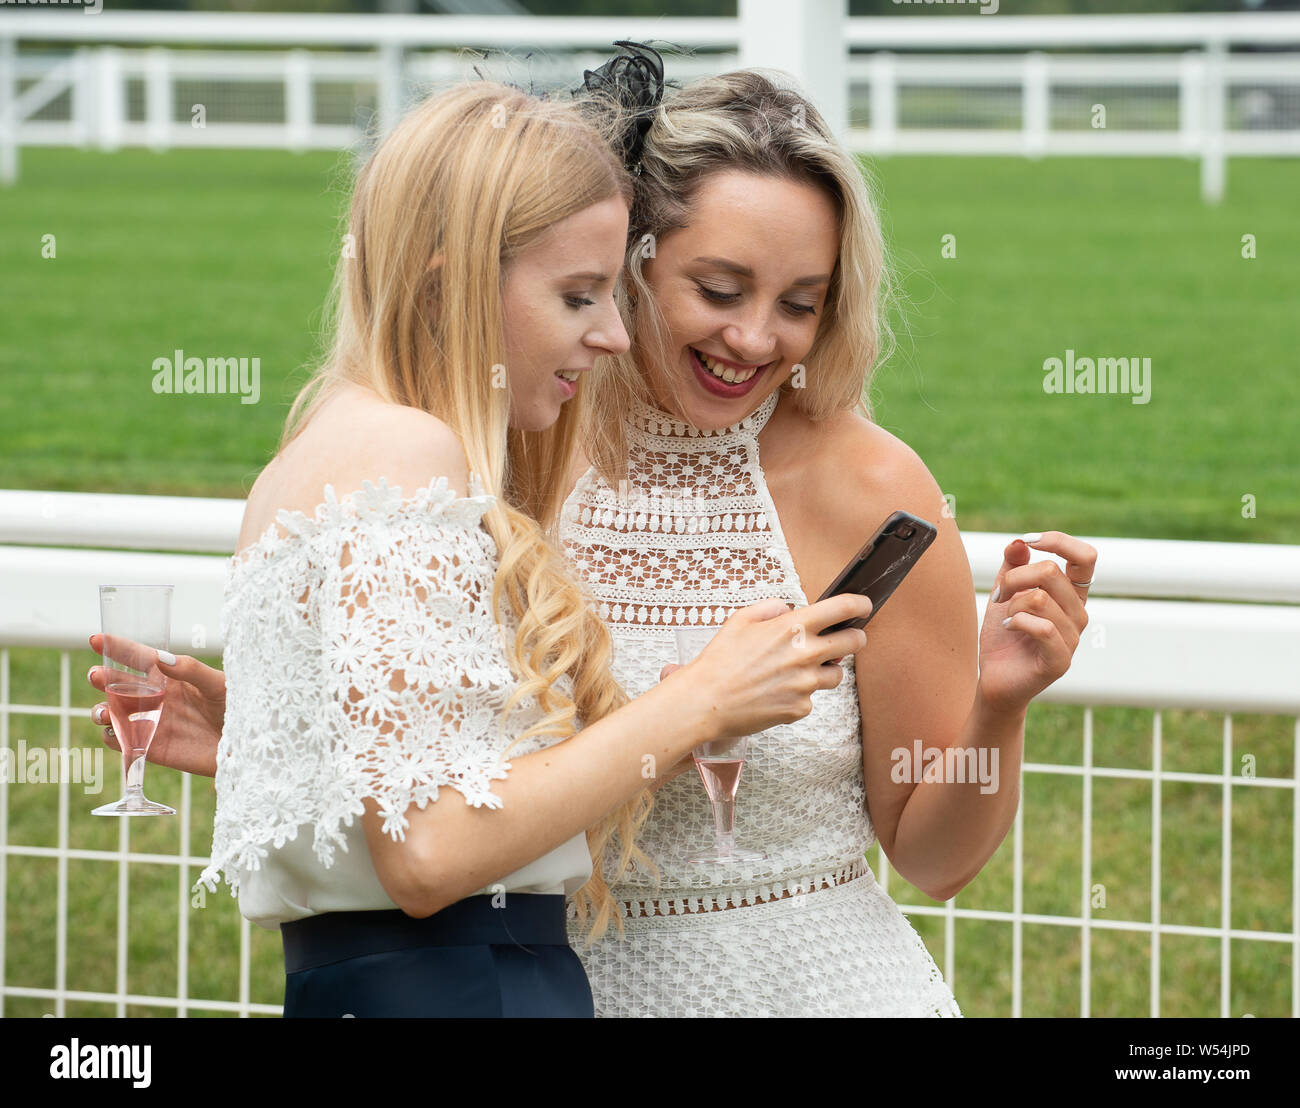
[
  {"xmin": 711, "ymin": 797, "xmax": 735, "ymax": 857},
  {"xmin": 123, "ymin": 749, "xmax": 147, "ymax": 798}
]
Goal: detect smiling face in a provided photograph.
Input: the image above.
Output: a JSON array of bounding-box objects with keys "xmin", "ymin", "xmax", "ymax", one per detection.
[
  {"xmin": 638, "ymin": 170, "xmax": 840, "ymax": 430},
  {"xmin": 501, "ymin": 195, "xmax": 631, "ymax": 433}
]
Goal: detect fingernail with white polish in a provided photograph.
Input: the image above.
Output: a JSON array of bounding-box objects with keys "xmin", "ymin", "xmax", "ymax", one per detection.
[
  {"xmin": 1001, "ymin": 616, "xmax": 1013, "ymax": 627},
  {"xmin": 158, "ymin": 650, "xmax": 176, "ymax": 666},
  {"xmin": 990, "ymin": 585, "xmax": 1001, "ymax": 603},
  {"xmin": 1022, "ymin": 532, "xmax": 1043, "ymax": 544},
  {"xmin": 92, "ymin": 705, "xmax": 104, "ymax": 724}
]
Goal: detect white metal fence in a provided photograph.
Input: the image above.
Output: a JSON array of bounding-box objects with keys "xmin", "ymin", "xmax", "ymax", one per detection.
[
  {"xmin": 3, "ymin": 9, "xmax": 1300, "ymax": 200},
  {"xmin": 1, "ymin": 488, "xmax": 1297, "ymax": 1016}
]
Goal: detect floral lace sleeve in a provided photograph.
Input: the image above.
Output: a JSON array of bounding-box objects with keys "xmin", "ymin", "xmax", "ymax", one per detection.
[{"xmin": 195, "ymin": 475, "xmax": 532, "ymax": 898}]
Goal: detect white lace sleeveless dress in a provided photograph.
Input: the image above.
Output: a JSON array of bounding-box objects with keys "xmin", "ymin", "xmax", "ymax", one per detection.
[{"xmin": 559, "ymin": 391, "xmax": 962, "ymax": 1017}]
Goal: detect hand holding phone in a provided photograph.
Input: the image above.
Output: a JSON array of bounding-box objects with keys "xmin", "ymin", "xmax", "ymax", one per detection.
[{"xmin": 816, "ymin": 510, "xmax": 937, "ymax": 635}]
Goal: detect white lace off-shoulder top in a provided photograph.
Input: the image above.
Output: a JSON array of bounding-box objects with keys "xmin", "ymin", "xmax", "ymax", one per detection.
[{"xmin": 194, "ymin": 475, "xmax": 593, "ymax": 929}]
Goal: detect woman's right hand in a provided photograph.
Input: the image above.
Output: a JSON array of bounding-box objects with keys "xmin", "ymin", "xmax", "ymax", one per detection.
[
  {"xmin": 663, "ymin": 594, "xmax": 873, "ymax": 742},
  {"xmin": 88, "ymin": 634, "xmax": 227, "ymax": 779}
]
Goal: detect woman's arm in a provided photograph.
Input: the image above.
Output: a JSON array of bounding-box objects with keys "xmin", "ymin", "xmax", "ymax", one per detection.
[
  {"xmin": 846, "ymin": 440, "xmax": 1002, "ymax": 903},
  {"xmin": 805, "ymin": 419, "xmax": 1091, "ymax": 902}
]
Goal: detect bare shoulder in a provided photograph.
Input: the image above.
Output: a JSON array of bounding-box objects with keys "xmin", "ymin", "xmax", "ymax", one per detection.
[
  {"xmin": 771, "ymin": 400, "xmax": 945, "ymax": 524},
  {"xmin": 763, "ymin": 396, "xmax": 970, "ymax": 607},
  {"xmin": 815, "ymin": 408, "xmax": 931, "ymax": 483},
  {"xmin": 807, "ymin": 409, "xmax": 974, "ymax": 633},
  {"xmin": 808, "ymin": 408, "xmax": 960, "ymax": 564},
  {"xmin": 237, "ymin": 385, "xmax": 470, "ymax": 553}
]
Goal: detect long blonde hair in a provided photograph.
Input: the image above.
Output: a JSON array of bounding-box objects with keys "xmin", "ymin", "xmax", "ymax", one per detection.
[
  {"xmin": 281, "ymin": 82, "xmax": 654, "ymax": 942},
  {"xmin": 581, "ymin": 68, "xmax": 893, "ymax": 486}
]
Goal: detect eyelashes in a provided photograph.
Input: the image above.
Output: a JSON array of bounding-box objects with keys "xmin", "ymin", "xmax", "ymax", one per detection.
[
  {"xmin": 695, "ymin": 284, "xmax": 818, "ymax": 317},
  {"xmin": 564, "ymin": 295, "xmax": 596, "ymax": 309}
]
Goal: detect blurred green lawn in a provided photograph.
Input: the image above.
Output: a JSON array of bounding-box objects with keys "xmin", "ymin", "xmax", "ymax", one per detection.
[
  {"xmin": 2, "ymin": 148, "xmax": 1298, "ymax": 541},
  {"xmin": 1, "ymin": 150, "xmax": 1296, "ymax": 1016}
]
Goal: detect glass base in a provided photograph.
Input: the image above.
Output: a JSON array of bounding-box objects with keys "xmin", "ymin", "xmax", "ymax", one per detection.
[
  {"xmin": 686, "ymin": 845, "xmax": 769, "ymax": 865},
  {"xmin": 92, "ymin": 796, "xmax": 176, "ymax": 816}
]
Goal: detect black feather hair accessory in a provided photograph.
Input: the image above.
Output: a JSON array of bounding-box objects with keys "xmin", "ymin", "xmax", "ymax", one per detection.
[{"xmin": 574, "ymin": 41, "xmax": 668, "ymax": 174}]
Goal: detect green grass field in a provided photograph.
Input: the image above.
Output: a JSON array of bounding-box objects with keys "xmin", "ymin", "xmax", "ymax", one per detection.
[
  {"xmin": 2, "ymin": 148, "xmax": 1299, "ymax": 541},
  {"xmin": 1, "ymin": 149, "xmax": 1296, "ymax": 1016}
]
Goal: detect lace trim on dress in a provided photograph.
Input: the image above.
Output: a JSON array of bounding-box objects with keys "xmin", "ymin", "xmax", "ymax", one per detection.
[
  {"xmin": 627, "ymin": 389, "xmax": 780, "ymax": 438},
  {"xmin": 196, "ymin": 474, "xmax": 536, "ymax": 900},
  {"xmin": 603, "ymin": 857, "xmax": 870, "ymax": 919}
]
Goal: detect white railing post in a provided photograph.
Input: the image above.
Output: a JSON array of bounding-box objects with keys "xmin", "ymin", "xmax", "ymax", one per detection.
[
  {"xmin": 94, "ymin": 45, "xmax": 123, "ymax": 152},
  {"xmin": 1023, "ymin": 50, "xmax": 1049, "ymax": 159},
  {"xmin": 869, "ymin": 51, "xmax": 896, "ymax": 154},
  {"xmin": 738, "ymin": 0, "xmax": 848, "ymax": 139},
  {"xmin": 146, "ymin": 46, "xmax": 171, "ymax": 153},
  {"xmin": 285, "ymin": 48, "xmax": 311, "ymax": 153},
  {"xmin": 1202, "ymin": 39, "xmax": 1227, "ymax": 204},
  {"xmin": 0, "ymin": 35, "xmax": 17, "ymax": 187},
  {"xmin": 71, "ymin": 46, "xmax": 92, "ymax": 149},
  {"xmin": 377, "ymin": 41, "xmax": 405, "ymax": 137},
  {"xmin": 1178, "ymin": 49, "xmax": 1204, "ymax": 158}
]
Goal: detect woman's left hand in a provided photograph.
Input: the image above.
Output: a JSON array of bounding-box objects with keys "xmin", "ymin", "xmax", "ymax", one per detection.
[{"xmin": 977, "ymin": 531, "xmax": 1098, "ymax": 715}]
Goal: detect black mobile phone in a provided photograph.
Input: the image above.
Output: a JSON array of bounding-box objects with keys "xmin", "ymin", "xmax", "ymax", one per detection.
[{"xmin": 816, "ymin": 510, "xmax": 938, "ymax": 634}]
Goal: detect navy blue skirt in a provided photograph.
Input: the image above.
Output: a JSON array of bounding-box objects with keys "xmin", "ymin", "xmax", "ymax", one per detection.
[{"xmin": 280, "ymin": 894, "xmax": 593, "ymax": 1018}]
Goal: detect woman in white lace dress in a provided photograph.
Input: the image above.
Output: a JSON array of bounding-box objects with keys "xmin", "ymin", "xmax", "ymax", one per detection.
[
  {"xmin": 87, "ymin": 81, "xmax": 872, "ymax": 1018},
  {"xmin": 551, "ymin": 64, "xmax": 1097, "ymax": 1017}
]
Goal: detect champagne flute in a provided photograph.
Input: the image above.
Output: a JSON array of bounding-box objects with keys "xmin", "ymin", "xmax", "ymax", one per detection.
[
  {"xmin": 674, "ymin": 625, "xmax": 768, "ymax": 864},
  {"xmin": 92, "ymin": 585, "xmax": 176, "ymax": 816}
]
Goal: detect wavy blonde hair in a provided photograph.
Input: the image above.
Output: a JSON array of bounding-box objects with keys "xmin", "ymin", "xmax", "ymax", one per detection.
[
  {"xmin": 280, "ymin": 82, "xmax": 654, "ymax": 943},
  {"xmin": 579, "ymin": 68, "xmax": 893, "ymax": 486}
]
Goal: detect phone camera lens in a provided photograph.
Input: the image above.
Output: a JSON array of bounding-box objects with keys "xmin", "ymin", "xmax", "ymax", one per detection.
[{"xmin": 897, "ymin": 524, "xmax": 915, "ymax": 539}]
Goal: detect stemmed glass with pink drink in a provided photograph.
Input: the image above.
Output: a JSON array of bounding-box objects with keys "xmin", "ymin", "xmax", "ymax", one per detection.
[
  {"xmin": 92, "ymin": 585, "xmax": 176, "ymax": 816},
  {"xmin": 674, "ymin": 625, "xmax": 768, "ymax": 865}
]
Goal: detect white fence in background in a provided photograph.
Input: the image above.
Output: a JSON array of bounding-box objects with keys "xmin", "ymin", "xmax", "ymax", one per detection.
[
  {"xmin": 2, "ymin": 9, "xmax": 1300, "ymax": 200},
  {"xmin": 0, "ymin": 487, "xmax": 1297, "ymax": 1017}
]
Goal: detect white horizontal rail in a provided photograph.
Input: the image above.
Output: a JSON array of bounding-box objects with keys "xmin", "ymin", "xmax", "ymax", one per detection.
[
  {"xmin": 15, "ymin": 124, "xmax": 358, "ymax": 151},
  {"xmin": 844, "ymin": 131, "xmax": 1300, "ymax": 157},
  {"xmin": 12, "ymin": 47, "xmax": 733, "ymax": 83},
  {"xmin": 17, "ymin": 125, "xmax": 1297, "ymax": 160},
  {"xmin": 15, "ymin": 47, "xmax": 1300, "ymax": 91},
  {"xmin": 844, "ymin": 12, "xmax": 1300, "ymax": 49},
  {"xmin": 4, "ymin": 489, "xmax": 1297, "ymax": 600},
  {"xmin": 14, "ymin": 46, "xmax": 1300, "ymax": 85},
  {"xmin": 847, "ymin": 51, "xmax": 1300, "ymax": 84},
  {"xmin": 1, "ymin": 490, "xmax": 1297, "ymax": 712},
  {"xmin": 4, "ymin": 553, "xmax": 1293, "ymax": 713},
  {"xmin": 0, "ymin": 546, "xmax": 230, "ymax": 653},
  {"xmin": 0, "ymin": 489, "xmax": 246, "ymax": 552}
]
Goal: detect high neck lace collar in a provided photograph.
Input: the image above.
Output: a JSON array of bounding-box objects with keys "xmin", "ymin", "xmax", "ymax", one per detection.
[{"xmin": 626, "ymin": 389, "xmax": 780, "ymax": 440}]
